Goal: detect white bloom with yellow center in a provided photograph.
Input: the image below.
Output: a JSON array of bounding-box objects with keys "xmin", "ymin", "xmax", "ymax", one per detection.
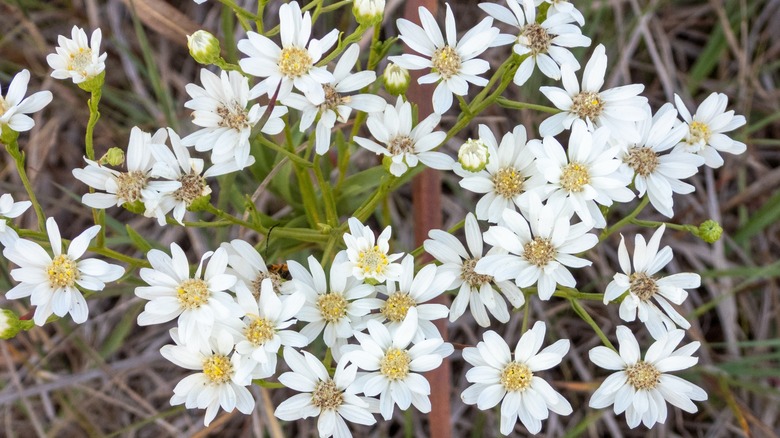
[
  {"xmin": 424, "ymin": 213, "xmax": 524, "ymax": 327},
  {"xmin": 673, "ymin": 92, "xmax": 747, "ymax": 168},
  {"xmin": 389, "ymin": 4, "xmax": 499, "ymax": 114},
  {"xmin": 46, "ymin": 26, "xmax": 106, "ymax": 84},
  {"xmin": 457, "ymin": 124, "xmax": 545, "ymax": 223},
  {"xmin": 3, "ymin": 217, "xmax": 124, "ymax": 326},
  {"xmin": 346, "ymin": 308, "xmax": 453, "ymax": 420},
  {"xmin": 135, "ymin": 243, "xmax": 241, "ymax": 352},
  {"xmin": 589, "ymin": 326, "xmax": 707, "ymax": 428},
  {"xmin": 531, "ymin": 120, "xmax": 634, "ymax": 228},
  {"xmin": 238, "ymin": 1, "xmax": 338, "ymax": 103},
  {"xmin": 275, "ymin": 348, "xmax": 377, "ymax": 437},
  {"xmin": 476, "ymin": 195, "xmax": 597, "ymax": 300},
  {"xmin": 0, "ymin": 193, "xmax": 31, "ymax": 247},
  {"xmin": 341, "ymin": 217, "xmax": 403, "ymax": 283},
  {"xmin": 461, "ymin": 322, "xmax": 572, "ymax": 435},
  {"xmin": 539, "ymin": 44, "xmax": 648, "ymax": 142},
  {"xmin": 0, "ymin": 69, "xmax": 52, "ymax": 132},
  {"xmin": 604, "ymin": 225, "xmax": 701, "ymax": 339},
  {"xmin": 161, "ymin": 328, "xmax": 255, "ymax": 427},
  {"xmin": 354, "ymin": 96, "xmax": 453, "ymax": 177}
]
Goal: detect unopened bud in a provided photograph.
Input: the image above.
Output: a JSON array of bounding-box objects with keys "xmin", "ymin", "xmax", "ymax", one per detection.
[
  {"xmin": 99, "ymin": 147, "xmax": 125, "ymax": 166},
  {"xmin": 353, "ymin": 0, "xmax": 385, "ymax": 26},
  {"xmin": 187, "ymin": 30, "xmax": 221, "ymax": 65},
  {"xmin": 458, "ymin": 138, "xmax": 489, "ymax": 172},
  {"xmin": 383, "ymin": 63, "xmax": 410, "ymax": 96},
  {"xmin": 0, "ymin": 309, "xmax": 28, "ymax": 339},
  {"xmin": 696, "ymin": 220, "xmax": 722, "ymax": 243}
]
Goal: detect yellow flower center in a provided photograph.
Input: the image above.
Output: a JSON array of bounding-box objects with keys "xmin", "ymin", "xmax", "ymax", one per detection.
[
  {"xmin": 520, "ymin": 23, "xmax": 552, "ymax": 55},
  {"xmin": 68, "ymin": 48, "xmax": 93, "ymax": 75},
  {"xmin": 629, "ymin": 272, "xmax": 658, "ymax": 301},
  {"xmin": 244, "ymin": 316, "xmax": 276, "ymax": 346},
  {"xmin": 278, "ymin": 47, "xmax": 313, "ymax": 78},
  {"xmin": 523, "ymin": 237, "xmax": 556, "ymax": 267},
  {"xmin": 500, "ymin": 361, "xmax": 533, "ymax": 392},
  {"xmin": 381, "ymin": 292, "xmax": 416, "ymax": 322},
  {"xmin": 319, "ymin": 84, "xmax": 351, "ymax": 113},
  {"xmin": 559, "ymin": 162, "xmax": 590, "ymax": 193},
  {"xmin": 47, "ymin": 254, "xmax": 79, "ymax": 288},
  {"xmin": 311, "ymin": 379, "xmax": 344, "ymax": 411},
  {"xmin": 387, "ymin": 135, "xmax": 415, "ymax": 156},
  {"xmin": 251, "ymin": 271, "xmax": 285, "ymax": 298},
  {"xmin": 0, "ymin": 96, "xmax": 8, "ymax": 118},
  {"xmin": 687, "ymin": 121, "xmax": 711, "ymax": 146},
  {"xmin": 431, "ymin": 45, "xmax": 461, "ymax": 80},
  {"xmin": 174, "ymin": 172, "xmax": 208, "ymax": 206},
  {"xmin": 357, "ymin": 246, "xmax": 389, "ymax": 276},
  {"xmin": 625, "ymin": 360, "xmax": 661, "ymax": 390},
  {"xmin": 316, "ymin": 292, "xmax": 348, "ymax": 323},
  {"xmin": 461, "ymin": 258, "xmax": 493, "ymax": 288},
  {"xmin": 379, "ymin": 347, "xmax": 411, "ymax": 380},
  {"xmin": 624, "ymin": 146, "xmax": 659, "ymax": 177},
  {"xmin": 115, "ymin": 170, "xmax": 148, "ymax": 204},
  {"xmin": 571, "ymin": 91, "xmax": 604, "ymax": 120},
  {"xmin": 202, "ymin": 354, "xmax": 233, "ymax": 384},
  {"xmin": 492, "ymin": 167, "xmax": 525, "ymax": 198},
  {"xmin": 216, "ymin": 103, "xmax": 250, "ymax": 130},
  {"xmin": 176, "ymin": 278, "xmax": 210, "ymax": 310}
]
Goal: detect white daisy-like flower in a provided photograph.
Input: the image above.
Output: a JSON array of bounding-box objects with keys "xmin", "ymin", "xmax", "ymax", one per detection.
[
  {"xmin": 221, "ymin": 239, "xmax": 296, "ymax": 296},
  {"xmin": 135, "ymin": 243, "xmax": 241, "ymax": 352},
  {"xmin": 341, "ymin": 217, "xmax": 403, "ymax": 284},
  {"xmin": 477, "ymin": 195, "xmax": 597, "ymax": 300},
  {"xmin": 480, "ymin": 0, "xmax": 590, "ymax": 86},
  {"xmin": 275, "ymin": 348, "xmax": 377, "ymax": 437},
  {"xmin": 0, "ymin": 69, "xmax": 53, "ymax": 132},
  {"xmin": 354, "ymin": 96, "xmax": 453, "ymax": 177},
  {"xmin": 46, "ymin": 26, "xmax": 107, "ymax": 84},
  {"xmin": 2, "ymin": 217, "xmax": 124, "ymax": 326},
  {"xmin": 0, "ymin": 194, "xmax": 31, "ymax": 247},
  {"xmin": 389, "ymin": 4, "xmax": 499, "ymax": 114},
  {"xmin": 376, "ymin": 255, "xmax": 453, "ymax": 342},
  {"xmin": 603, "ymin": 225, "xmax": 701, "ymax": 340},
  {"xmin": 238, "ymin": 1, "xmax": 338, "ymax": 103},
  {"xmin": 588, "ymin": 326, "xmax": 707, "ymax": 428},
  {"xmin": 535, "ymin": 0, "xmax": 585, "ymax": 26},
  {"xmin": 181, "ymin": 69, "xmax": 286, "ymax": 169},
  {"xmin": 232, "ymin": 278, "xmax": 308, "ymax": 379},
  {"xmin": 283, "ymin": 44, "xmax": 386, "ymax": 156},
  {"xmin": 288, "ymin": 254, "xmax": 377, "ymax": 356},
  {"xmin": 161, "ymin": 328, "xmax": 255, "ymax": 427},
  {"xmin": 457, "ymin": 124, "xmax": 545, "ymax": 223},
  {"xmin": 539, "ymin": 44, "xmax": 649, "ymax": 142},
  {"xmin": 461, "ymin": 322, "xmax": 572, "ymax": 435},
  {"xmin": 424, "ymin": 212, "xmax": 524, "ymax": 327},
  {"xmin": 617, "ymin": 104, "xmax": 704, "ymax": 218},
  {"xmin": 346, "ymin": 308, "xmax": 453, "ymax": 420},
  {"xmin": 72, "ymin": 127, "xmax": 181, "ymax": 213},
  {"xmin": 530, "ymin": 120, "xmax": 634, "ymax": 228},
  {"xmin": 673, "ymin": 92, "xmax": 747, "ymax": 168}
]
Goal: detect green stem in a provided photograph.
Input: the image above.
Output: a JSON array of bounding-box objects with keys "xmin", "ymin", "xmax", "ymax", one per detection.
[
  {"xmin": 256, "ymin": 135, "xmax": 313, "ymax": 167},
  {"xmin": 313, "ymin": 155, "xmax": 339, "ymax": 227},
  {"xmin": 316, "ymin": 24, "xmax": 369, "ymax": 67},
  {"xmin": 496, "ymin": 97, "xmax": 561, "ymax": 114},
  {"xmin": 553, "ymin": 287, "xmax": 604, "ymax": 301},
  {"xmin": 215, "ymin": 0, "xmax": 255, "ymax": 30},
  {"xmin": 284, "ymin": 121, "xmax": 322, "ymax": 228},
  {"xmin": 521, "ymin": 296, "xmax": 531, "ymax": 334},
  {"xmin": 598, "ymin": 196, "xmax": 650, "ymax": 243},
  {"xmin": 85, "ymin": 87, "xmax": 107, "ymax": 247},
  {"xmin": 2, "ymin": 133, "xmax": 45, "ymax": 231},
  {"xmin": 569, "ymin": 298, "xmax": 616, "ymax": 351},
  {"xmin": 630, "ymin": 218, "xmax": 697, "ymax": 233}
]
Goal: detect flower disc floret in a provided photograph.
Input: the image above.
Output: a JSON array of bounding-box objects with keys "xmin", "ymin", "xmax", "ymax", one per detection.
[
  {"xmin": 357, "ymin": 245, "xmax": 389, "ymax": 276},
  {"xmin": 461, "ymin": 258, "xmax": 493, "ymax": 288},
  {"xmin": 520, "ymin": 23, "xmax": 552, "ymax": 55},
  {"xmin": 244, "ymin": 316, "xmax": 276, "ymax": 346},
  {"xmin": 278, "ymin": 47, "xmax": 313, "ymax": 78},
  {"xmin": 68, "ymin": 48, "xmax": 94, "ymax": 76},
  {"xmin": 176, "ymin": 278, "xmax": 210, "ymax": 309},
  {"xmin": 47, "ymin": 255, "xmax": 79, "ymax": 288},
  {"xmin": 251, "ymin": 272, "xmax": 285, "ymax": 297},
  {"xmin": 379, "ymin": 347, "xmax": 411, "ymax": 380},
  {"xmin": 387, "ymin": 135, "xmax": 416, "ymax": 156},
  {"xmin": 687, "ymin": 121, "xmax": 711, "ymax": 146},
  {"xmin": 559, "ymin": 162, "xmax": 590, "ymax": 192},
  {"xmin": 174, "ymin": 173, "xmax": 207, "ymax": 205},
  {"xmin": 629, "ymin": 272, "xmax": 658, "ymax": 301},
  {"xmin": 624, "ymin": 147, "xmax": 659, "ymax": 177},
  {"xmin": 318, "ymin": 84, "xmax": 351, "ymax": 113},
  {"xmin": 625, "ymin": 361, "xmax": 661, "ymax": 391},
  {"xmin": 202, "ymin": 354, "xmax": 233, "ymax": 385},
  {"xmin": 500, "ymin": 362, "xmax": 534, "ymax": 392},
  {"xmin": 311, "ymin": 379, "xmax": 344, "ymax": 410},
  {"xmin": 216, "ymin": 103, "xmax": 250, "ymax": 130},
  {"xmin": 115, "ymin": 170, "xmax": 148, "ymax": 203},
  {"xmin": 382, "ymin": 292, "xmax": 417, "ymax": 322},
  {"xmin": 316, "ymin": 292, "xmax": 348, "ymax": 324},
  {"xmin": 571, "ymin": 91, "xmax": 604, "ymax": 119},
  {"xmin": 523, "ymin": 237, "xmax": 556, "ymax": 267},
  {"xmin": 492, "ymin": 167, "xmax": 525, "ymax": 198},
  {"xmin": 431, "ymin": 46, "xmax": 462, "ymax": 80}
]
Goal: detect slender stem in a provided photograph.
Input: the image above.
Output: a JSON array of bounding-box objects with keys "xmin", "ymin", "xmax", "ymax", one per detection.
[
  {"xmin": 316, "ymin": 24, "xmax": 369, "ymax": 67},
  {"xmin": 569, "ymin": 298, "xmax": 616, "ymax": 351},
  {"xmin": 631, "ymin": 218, "xmax": 697, "ymax": 233},
  {"xmin": 313, "ymin": 155, "xmax": 339, "ymax": 227},
  {"xmin": 85, "ymin": 87, "xmax": 107, "ymax": 247},
  {"xmin": 215, "ymin": 0, "xmax": 255, "ymax": 30},
  {"xmin": 284, "ymin": 120, "xmax": 322, "ymax": 228},
  {"xmin": 598, "ymin": 196, "xmax": 650, "ymax": 243},
  {"xmin": 2, "ymin": 135, "xmax": 45, "ymax": 231},
  {"xmin": 496, "ymin": 97, "xmax": 561, "ymax": 114},
  {"xmin": 521, "ymin": 296, "xmax": 530, "ymax": 334},
  {"xmin": 256, "ymin": 135, "xmax": 313, "ymax": 167}
]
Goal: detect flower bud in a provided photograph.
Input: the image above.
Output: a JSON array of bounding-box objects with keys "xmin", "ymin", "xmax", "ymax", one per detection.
[
  {"xmin": 353, "ymin": 0, "xmax": 385, "ymax": 26},
  {"xmin": 383, "ymin": 63, "xmax": 410, "ymax": 96},
  {"xmin": 187, "ymin": 30, "xmax": 221, "ymax": 65},
  {"xmin": 0, "ymin": 309, "xmax": 28, "ymax": 339},
  {"xmin": 99, "ymin": 147, "xmax": 125, "ymax": 166},
  {"xmin": 696, "ymin": 220, "xmax": 723, "ymax": 243},
  {"xmin": 458, "ymin": 138, "xmax": 489, "ymax": 172}
]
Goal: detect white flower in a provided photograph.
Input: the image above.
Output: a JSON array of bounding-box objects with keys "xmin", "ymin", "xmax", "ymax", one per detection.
[
  {"xmin": 424, "ymin": 213, "xmax": 524, "ymax": 327},
  {"xmin": 46, "ymin": 26, "xmax": 106, "ymax": 84},
  {"xmin": 535, "ymin": 0, "xmax": 585, "ymax": 26},
  {"xmin": 477, "ymin": 195, "xmax": 596, "ymax": 300},
  {"xmin": 283, "ymin": 44, "xmax": 386, "ymax": 155},
  {"xmin": 588, "ymin": 326, "xmax": 707, "ymax": 428},
  {"xmin": 530, "ymin": 120, "xmax": 634, "ymax": 228},
  {"xmin": 0, "ymin": 69, "xmax": 52, "ymax": 132},
  {"xmin": 72, "ymin": 127, "xmax": 181, "ymax": 213},
  {"xmin": 347, "ymin": 308, "xmax": 453, "ymax": 420},
  {"xmin": 161, "ymin": 328, "xmax": 254, "ymax": 427},
  {"xmin": 673, "ymin": 92, "xmax": 747, "ymax": 168},
  {"xmin": 135, "ymin": 244, "xmax": 241, "ymax": 352},
  {"xmin": 354, "ymin": 96, "xmax": 453, "ymax": 177},
  {"xmin": 617, "ymin": 104, "xmax": 704, "ymax": 218},
  {"xmin": 2, "ymin": 217, "xmax": 124, "ymax": 326},
  {"xmin": 233, "ymin": 278, "xmax": 308, "ymax": 379},
  {"xmin": 461, "ymin": 322, "xmax": 572, "ymax": 435},
  {"xmin": 288, "ymin": 254, "xmax": 377, "ymax": 356},
  {"xmin": 603, "ymin": 225, "xmax": 701, "ymax": 339},
  {"xmin": 457, "ymin": 124, "xmax": 545, "ymax": 223},
  {"xmin": 181, "ymin": 69, "xmax": 286, "ymax": 168},
  {"xmin": 480, "ymin": 0, "xmax": 590, "ymax": 86},
  {"xmin": 341, "ymin": 217, "xmax": 403, "ymax": 283},
  {"xmin": 0, "ymin": 194, "xmax": 31, "ymax": 247},
  {"xmin": 539, "ymin": 44, "xmax": 648, "ymax": 142},
  {"xmin": 238, "ymin": 1, "xmax": 338, "ymax": 103},
  {"xmin": 275, "ymin": 348, "xmax": 377, "ymax": 437},
  {"xmin": 389, "ymin": 4, "xmax": 499, "ymax": 114},
  {"xmin": 221, "ymin": 239, "xmax": 296, "ymax": 296},
  {"xmin": 376, "ymin": 255, "xmax": 453, "ymax": 342}
]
